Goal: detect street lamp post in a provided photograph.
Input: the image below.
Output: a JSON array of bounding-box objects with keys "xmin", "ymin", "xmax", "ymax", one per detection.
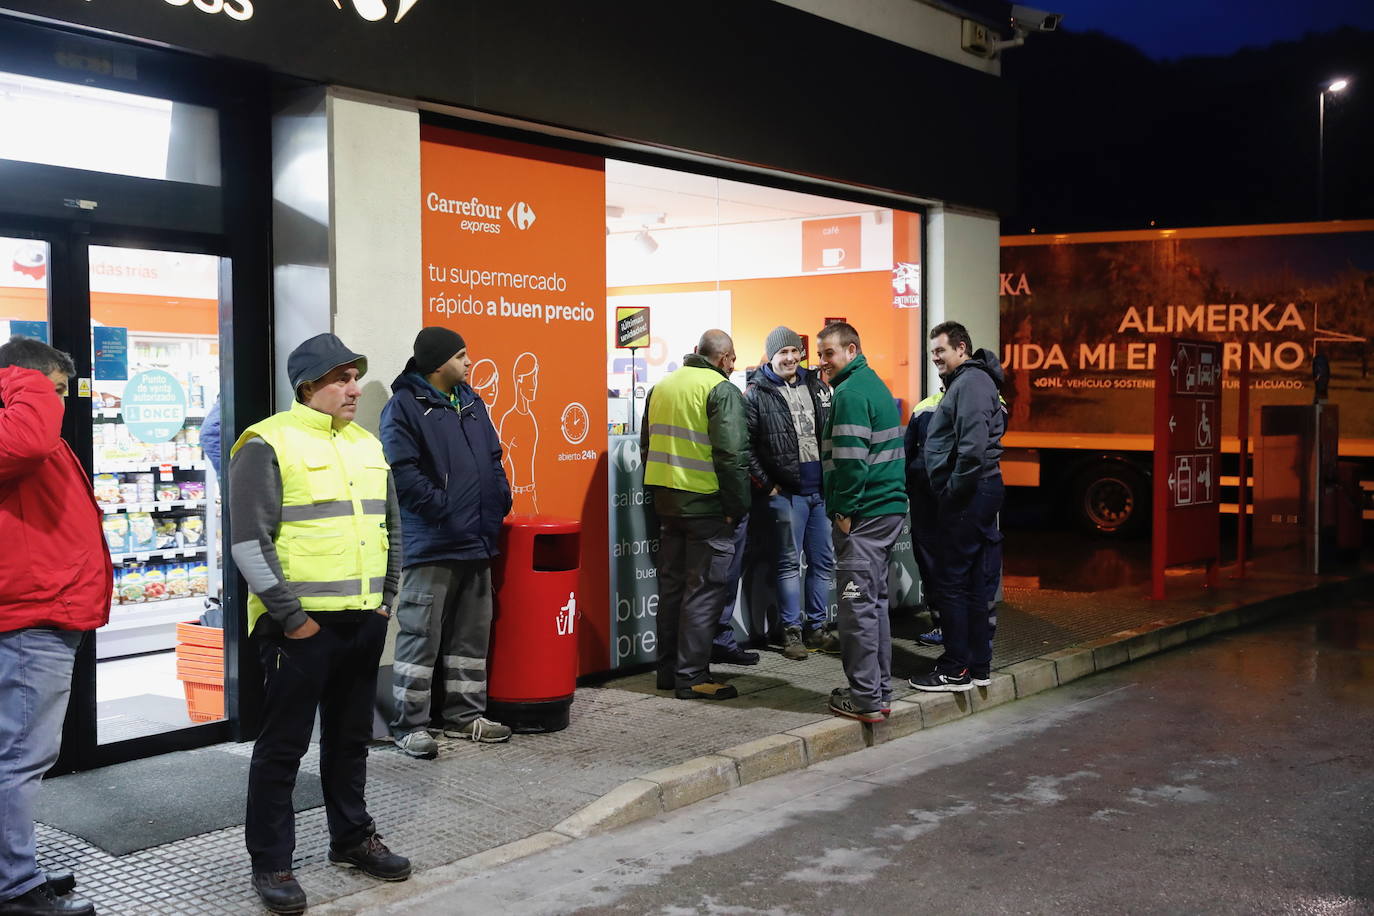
[{"xmin": 1318, "ymin": 78, "xmax": 1349, "ymax": 219}]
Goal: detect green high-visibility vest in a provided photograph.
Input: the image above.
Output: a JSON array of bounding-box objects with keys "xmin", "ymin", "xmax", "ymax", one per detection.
[
  {"xmin": 644, "ymin": 366, "xmax": 722, "ymax": 494},
  {"xmin": 230, "ymin": 401, "xmax": 390, "ymax": 634}
]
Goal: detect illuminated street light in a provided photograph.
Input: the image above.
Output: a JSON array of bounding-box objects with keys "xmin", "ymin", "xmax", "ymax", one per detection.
[{"xmin": 1318, "ymin": 78, "xmax": 1350, "ymax": 219}]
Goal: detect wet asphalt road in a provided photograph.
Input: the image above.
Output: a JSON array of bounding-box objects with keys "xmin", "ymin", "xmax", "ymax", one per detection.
[{"xmin": 372, "ymin": 601, "xmax": 1374, "ymax": 915}]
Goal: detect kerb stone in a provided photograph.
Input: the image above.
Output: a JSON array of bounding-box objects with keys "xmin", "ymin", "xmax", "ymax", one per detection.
[
  {"xmin": 1004, "ymin": 658, "xmax": 1058, "ymax": 697},
  {"xmin": 718, "ymin": 734, "xmax": 807, "ymax": 784},
  {"xmin": 785, "ymin": 717, "xmax": 867, "ymax": 763},
  {"xmin": 640, "ymin": 755, "xmax": 740, "ymax": 811}
]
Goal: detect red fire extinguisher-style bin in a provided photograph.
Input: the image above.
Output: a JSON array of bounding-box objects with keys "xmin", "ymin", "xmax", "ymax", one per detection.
[{"xmin": 487, "ymin": 516, "xmax": 581, "ymax": 732}]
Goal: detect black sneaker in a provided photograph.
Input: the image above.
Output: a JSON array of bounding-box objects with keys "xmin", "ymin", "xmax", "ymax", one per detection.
[
  {"xmin": 828, "ymin": 691, "xmax": 885, "ymax": 723},
  {"xmin": 711, "ymin": 645, "xmax": 760, "ymax": 666},
  {"xmin": 908, "ymin": 669, "xmax": 973, "ymax": 692},
  {"xmin": 328, "ymin": 833, "xmax": 412, "ymax": 881},
  {"xmin": 803, "ymin": 628, "xmax": 827, "ymax": 651},
  {"xmin": 251, "ymin": 871, "xmax": 306, "ymax": 915}
]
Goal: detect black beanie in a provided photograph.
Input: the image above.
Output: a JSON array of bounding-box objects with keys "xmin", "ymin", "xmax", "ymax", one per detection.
[{"xmin": 413, "ymin": 327, "xmax": 466, "ymax": 375}]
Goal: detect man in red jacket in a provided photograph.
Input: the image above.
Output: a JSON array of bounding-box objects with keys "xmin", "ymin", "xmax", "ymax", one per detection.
[{"xmin": 0, "ymin": 337, "xmax": 109, "ymax": 916}]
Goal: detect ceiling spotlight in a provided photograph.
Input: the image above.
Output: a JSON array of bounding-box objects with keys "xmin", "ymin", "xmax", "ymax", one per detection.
[
  {"xmin": 605, "ymin": 205, "xmax": 625, "ymax": 218},
  {"xmin": 634, "ymin": 229, "xmax": 659, "ymax": 255}
]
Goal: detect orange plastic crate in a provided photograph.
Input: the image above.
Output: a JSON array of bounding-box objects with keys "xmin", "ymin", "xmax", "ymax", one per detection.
[
  {"xmin": 181, "ymin": 678, "xmax": 224, "ymax": 722},
  {"xmin": 175, "ymin": 621, "xmax": 224, "ymax": 650}
]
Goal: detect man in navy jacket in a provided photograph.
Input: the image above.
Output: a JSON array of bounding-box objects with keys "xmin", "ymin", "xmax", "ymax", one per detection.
[{"xmin": 381, "ymin": 327, "xmax": 513, "ymax": 758}]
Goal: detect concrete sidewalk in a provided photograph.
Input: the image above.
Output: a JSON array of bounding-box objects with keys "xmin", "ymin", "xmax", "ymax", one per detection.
[{"xmin": 37, "ymin": 563, "xmax": 1368, "ymax": 915}]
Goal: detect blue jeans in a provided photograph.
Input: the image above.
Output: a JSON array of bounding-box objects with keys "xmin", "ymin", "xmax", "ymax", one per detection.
[
  {"xmin": 770, "ymin": 492, "xmax": 835, "ymax": 632},
  {"xmin": 0, "ymin": 627, "xmax": 82, "ymax": 902},
  {"xmin": 714, "ymin": 516, "xmax": 750, "ymax": 651}
]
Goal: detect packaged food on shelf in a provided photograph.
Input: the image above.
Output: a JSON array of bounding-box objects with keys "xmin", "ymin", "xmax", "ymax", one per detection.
[
  {"xmin": 118, "ymin": 482, "xmax": 141, "ymax": 505},
  {"xmin": 167, "ymin": 564, "xmax": 191, "ymax": 599},
  {"xmin": 119, "ymin": 567, "xmax": 146, "ymax": 604},
  {"xmin": 157, "ymin": 483, "xmax": 182, "ymax": 502},
  {"xmin": 189, "ymin": 562, "xmax": 209, "ymax": 596},
  {"xmin": 179, "ymin": 516, "xmax": 205, "ymax": 547},
  {"xmin": 133, "ymin": 473, "xmax": 156, "ymax": 504},
  {"xmin": 127, "ymin": 512, "xmax": 157, "ymax": 552},
  {"xmin": 93, "ymin": 473, "xmax": 121, "ymax": 504},
  {"xmin": 185, "ymin": 425, "xmax": 201, "ymax": 447},
  {"xmin": 154, "ymin": 517, "xmax": 179, "ymax": 550},
  {"xmin": 102, "ymin": 515, "xmax": 129, "ymax": 553},
  {"xmin": 179, "ymin": 481, "xmax": 206, "ymax": 501},
  {"xmin": 143, "ymin": 566, "xmax": 167, "ymax": 601}
]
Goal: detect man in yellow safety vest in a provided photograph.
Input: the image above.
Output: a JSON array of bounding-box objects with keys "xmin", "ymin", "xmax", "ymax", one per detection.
[
  {"xmin": 641, "ymin": 329, "xmax": 751, "ymax": 701},
  {"xmin": 229, "ymin": 333, "xmax": 409, "ymax": 915}
]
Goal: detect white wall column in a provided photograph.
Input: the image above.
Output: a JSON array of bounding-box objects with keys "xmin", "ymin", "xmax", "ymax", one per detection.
[
  {"xmin": 328, "ymin": 89, "xmax": 423, "ymax": 436},
  {"xmin": 924, "ymin": 205, "xmax": 1000, "ymax": 394}
]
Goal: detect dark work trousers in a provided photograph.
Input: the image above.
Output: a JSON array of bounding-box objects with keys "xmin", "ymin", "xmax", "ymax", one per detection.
[
  {"xmin": 390, "ymin": 560, "xmax": 493, "ymax": 736},
  {"xmin": 713, "ymin": 516, "xmax": 749, "ymax": 652},
  {"xmin": 932, "ymin": 476, "xmax": 1005, "ymax": 676},
  {"xmin": 657, "ymin": 515, "xmax": 735, "ymax": 688},
  {"xmin": 246, "ymin": 611, "xmax": 388, "ymax": 872},
  {"xmin": 907, "ymin": 476, "xmax": 942, "ymax": 627},
  {"xmin": 833, "ymin": 515, "xmax": 905, "ymax": 711}
]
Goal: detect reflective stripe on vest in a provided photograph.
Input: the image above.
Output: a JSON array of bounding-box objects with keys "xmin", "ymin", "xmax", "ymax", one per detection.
[
  {"xmin": 231, "ymin": 401, "xmax": 390, "ymax": 633},
  {"xmin": 644, "ymin": 365, "xmax": 722, "ymax": 494}
]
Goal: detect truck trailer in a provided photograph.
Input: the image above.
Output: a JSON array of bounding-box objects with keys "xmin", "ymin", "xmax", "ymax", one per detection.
[{"xmin": 999, "ymin": 220, "xmax": 1374, "ymax": 535}]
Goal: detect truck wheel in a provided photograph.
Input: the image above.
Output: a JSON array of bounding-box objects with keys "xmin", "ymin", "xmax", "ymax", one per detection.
[{"xmin": 1072, "ymin": 462, "xmax": 1148, "ymax": 536}]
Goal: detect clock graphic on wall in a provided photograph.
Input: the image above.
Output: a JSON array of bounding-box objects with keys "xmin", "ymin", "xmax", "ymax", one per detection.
[{"xmin": 560, "ymin": 402, "xmax": 590, "ymax": 445}]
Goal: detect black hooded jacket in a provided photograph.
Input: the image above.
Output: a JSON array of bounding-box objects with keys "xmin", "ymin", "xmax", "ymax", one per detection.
[
  {"xmin": 744, "ymin": 366, "xmax": 831, "ymax": 495},
  {"xmin": 379, "ymin": 363, "xmax": 512, "ymax": 566},
  {"xmin": 921, "ymin": 348, "xmax": 1006, "ymax": 505}
]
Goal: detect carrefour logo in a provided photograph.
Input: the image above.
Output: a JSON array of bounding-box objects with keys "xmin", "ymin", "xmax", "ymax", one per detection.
[{"xmin": 331, "ymin": 0, "xmax": 423, "ymax": 24}]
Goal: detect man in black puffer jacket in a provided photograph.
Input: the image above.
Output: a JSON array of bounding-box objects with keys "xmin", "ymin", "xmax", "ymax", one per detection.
[
  {"xmin": 381, "ymin": 327, "xmax": 514, "ymax": 757},
  {"xmin": 745, "ymin": 326, "xmax": 835, "ymax": 660}
]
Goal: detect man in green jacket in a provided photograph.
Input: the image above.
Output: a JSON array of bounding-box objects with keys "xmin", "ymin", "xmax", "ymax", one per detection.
[
  {"xmin": 641, "ymin": 330, "xmax": 750, "ymax": 701},
  {"xmin": 817, "ymin": 322, "xmax": 909, "ymax": 722}
]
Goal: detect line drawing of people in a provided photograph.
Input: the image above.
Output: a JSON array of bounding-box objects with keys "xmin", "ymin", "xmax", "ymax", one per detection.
[
  {"xmin": 499, "ymin": 352, "xmax": 540, "ymax": 514},
  {"xmin": 470, "ymin": 358, "xmax": 501, "ymax": 418}
]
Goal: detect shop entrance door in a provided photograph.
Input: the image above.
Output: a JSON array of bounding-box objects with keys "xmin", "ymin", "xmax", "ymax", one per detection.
[{"xmin": 1, "ymin": 224, "xmax": 233, "ymax": 770}]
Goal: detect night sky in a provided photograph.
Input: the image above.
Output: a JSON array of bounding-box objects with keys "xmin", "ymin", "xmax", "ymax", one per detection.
[{"xmin": 1045, "ymin": 0, "xmax": 1374, "ymax": 59}]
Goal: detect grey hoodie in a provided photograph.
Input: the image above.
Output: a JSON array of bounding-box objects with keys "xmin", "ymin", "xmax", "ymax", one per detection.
[{"xmin": 922, "ymin": 348, "xmax": 1006, "ymax": 505}]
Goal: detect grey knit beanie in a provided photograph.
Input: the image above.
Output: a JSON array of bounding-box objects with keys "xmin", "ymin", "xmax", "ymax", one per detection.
[{"xmin": 764, "ymin": 326, "xmax": 804, "ymax": 361}]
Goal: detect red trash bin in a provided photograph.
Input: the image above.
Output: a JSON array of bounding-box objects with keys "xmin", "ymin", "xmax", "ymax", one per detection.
[{"xmin": 487, "ymin": 516, "xmax": 581, "ymax": 732}]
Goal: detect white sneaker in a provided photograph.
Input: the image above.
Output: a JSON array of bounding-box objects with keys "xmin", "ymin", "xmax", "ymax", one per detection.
[
  {"xmin": 443, "ymin": 716, "xmax": 512, "ymax": 743},
  {"xmin": 394, "ymin": 729, "xmax": 438, "ymax": 759}
]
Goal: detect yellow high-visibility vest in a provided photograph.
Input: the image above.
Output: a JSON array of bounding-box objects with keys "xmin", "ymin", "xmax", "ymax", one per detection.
[
  {"xmin": 644, "ymin": 366, "xmax": 722, "ymax": 494},
  {"xmin": 231, "ymin": 401, "xmax": 390, "ymax": 634}
]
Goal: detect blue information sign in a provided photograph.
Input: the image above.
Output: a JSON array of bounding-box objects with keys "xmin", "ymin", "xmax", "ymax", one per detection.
[
  {"xmin": 93, "ymin": 326, "xmax": 129, "ymax": 381},
  {"xmin": 123, "ymin": 370, "xmax": 188, "ymax": 444},
  {"xmin": 9, "ymin": 320, "xmax": 48, "ymax": 342}
]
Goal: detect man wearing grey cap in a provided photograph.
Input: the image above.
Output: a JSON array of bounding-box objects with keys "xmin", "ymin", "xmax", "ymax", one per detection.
[
  {"xmin": 230, "ymin": 333, "xmax": 409, "ymax": 914},
  {"xmin": 745, "ymin": 326, "xmax": 835, "ymax": 661}
]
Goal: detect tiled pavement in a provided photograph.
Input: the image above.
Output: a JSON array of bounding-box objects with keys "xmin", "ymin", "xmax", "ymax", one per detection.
[{"xmin": 37, "ymin": 563, "xmax": 1357, "ymax": 914}]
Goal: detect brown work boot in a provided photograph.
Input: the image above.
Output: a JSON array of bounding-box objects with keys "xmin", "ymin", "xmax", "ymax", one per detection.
[
  {"xmin": 781, "ymin": 627, "xmax": 809, "ymax": 661},
  {"xmin": 675, "ymin": 681, "xmax": 738, "ymax": 701}
]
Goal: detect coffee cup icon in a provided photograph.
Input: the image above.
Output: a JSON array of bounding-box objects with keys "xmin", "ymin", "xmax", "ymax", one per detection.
[{"xmin": 821, "ymin": 247, "xmax": 846, "ymax": 268}]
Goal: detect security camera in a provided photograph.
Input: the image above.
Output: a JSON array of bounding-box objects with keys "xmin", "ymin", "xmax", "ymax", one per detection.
[{"xmin": 1011, "ymin": 5, "xmax": 1062, "ymax": 32}]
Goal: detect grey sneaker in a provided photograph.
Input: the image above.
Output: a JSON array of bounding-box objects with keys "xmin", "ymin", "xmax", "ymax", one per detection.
[
  {"xmin": 444, "ymin": 716, "xmax": 512, "ymax": 743},
  {"xmin": 782, "ymin": 627, "xmax": 809, "ymax": 660},
  {"xmin": 393, "ymin": 729, "xmax": 438, "ymax": 759}
]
